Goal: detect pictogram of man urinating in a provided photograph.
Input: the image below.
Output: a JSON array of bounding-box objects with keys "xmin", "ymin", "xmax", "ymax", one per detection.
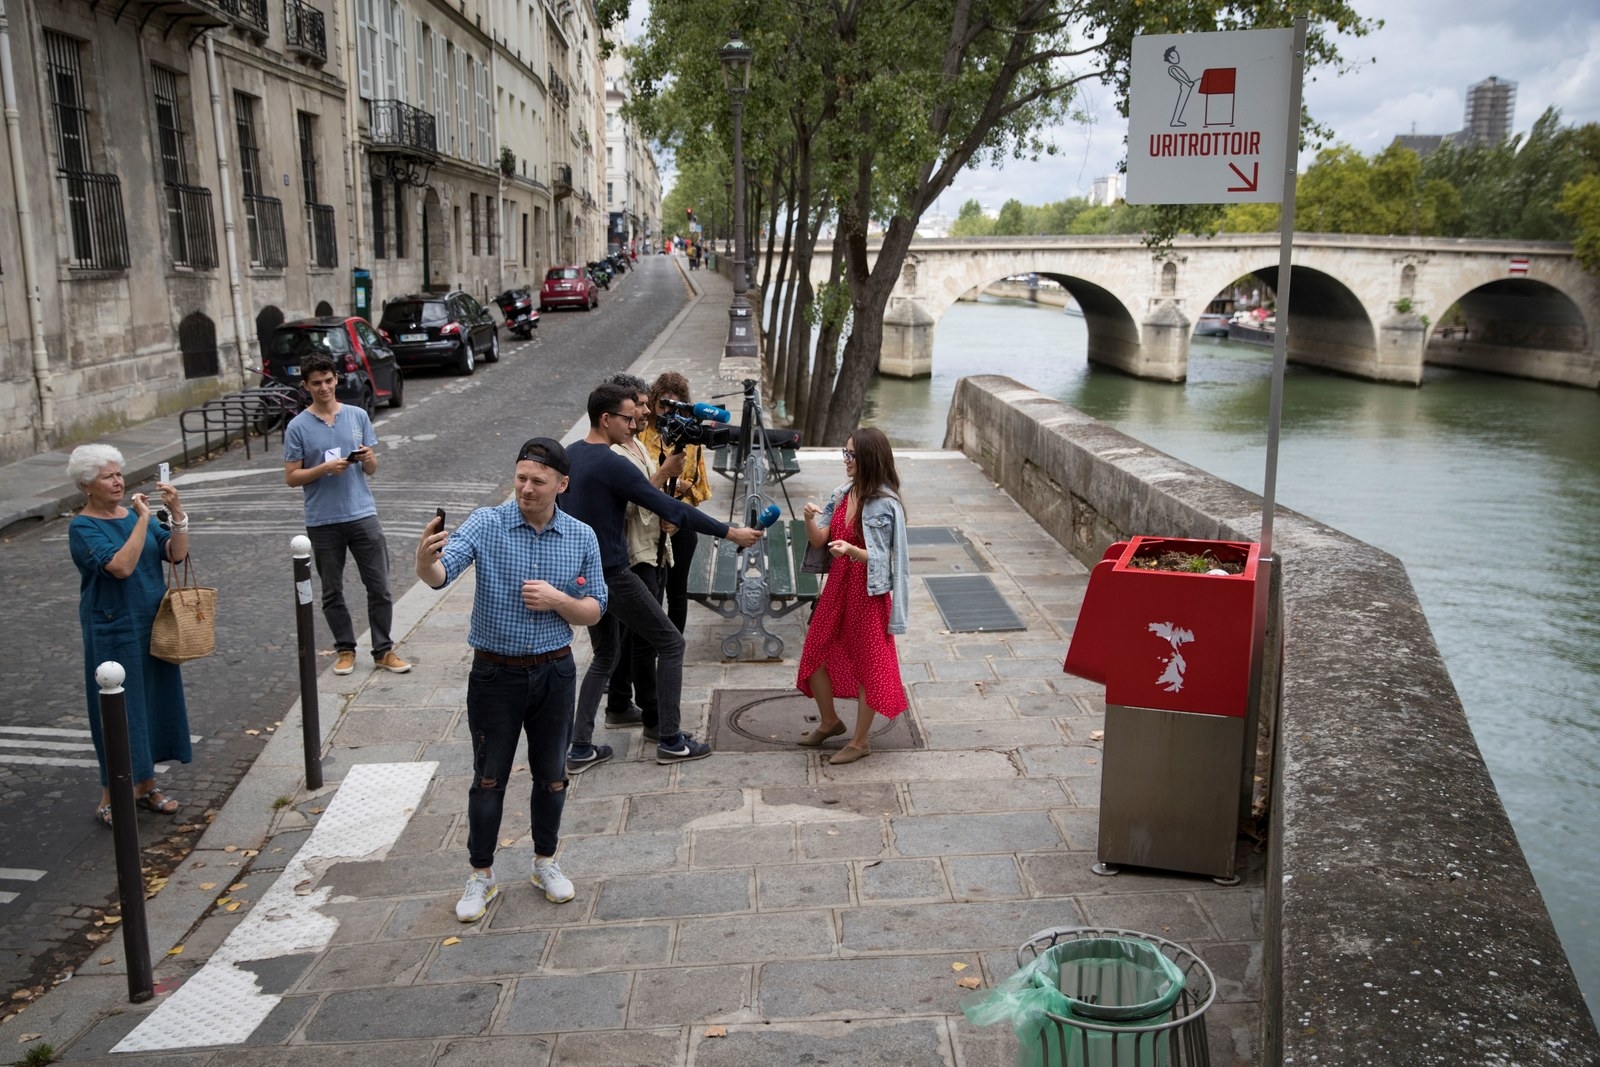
[
  {"xmin": 1148, "ymin": 621, "xmax": 1195, "ymax": 692},
  {"xmin": 1164, "ymin": 46, "xmax": 1237, "ymax": 129}
]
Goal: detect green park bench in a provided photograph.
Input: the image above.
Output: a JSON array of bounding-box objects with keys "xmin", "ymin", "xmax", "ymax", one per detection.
[{"xmin": 685, "ymin": 518, "xmax": 819, "ymax": 658}]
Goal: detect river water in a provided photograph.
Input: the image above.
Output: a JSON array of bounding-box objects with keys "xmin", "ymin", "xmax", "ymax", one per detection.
[{"xmin": 864, "ymin": 295, "xmax": 1600, "ymax": 1015}]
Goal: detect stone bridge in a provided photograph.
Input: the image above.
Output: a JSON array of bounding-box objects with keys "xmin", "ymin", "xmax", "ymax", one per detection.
[{"xmin": 817, "ymin": 234, "xmax": 1600, "ymax": 388}]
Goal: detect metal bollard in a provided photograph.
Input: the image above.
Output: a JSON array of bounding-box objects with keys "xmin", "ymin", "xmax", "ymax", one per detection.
[
  {"xmin": 95, "ymin": 662, "xmax": 153, "ymax": 1003},
  {"xmin": 291, "ymin": 535, "xmax": 323, "ymax": 790}
]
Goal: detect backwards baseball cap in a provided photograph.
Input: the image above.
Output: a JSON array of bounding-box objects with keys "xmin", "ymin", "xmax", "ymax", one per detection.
[{"xmin": 516, "ymin": 437, "xmax": 569, "ymax": 475}]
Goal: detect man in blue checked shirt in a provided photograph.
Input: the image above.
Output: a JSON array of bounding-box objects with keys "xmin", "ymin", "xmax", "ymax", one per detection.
[{"xmin": 415, "ymin": 437, "xmax": 606, "ymax": 923}]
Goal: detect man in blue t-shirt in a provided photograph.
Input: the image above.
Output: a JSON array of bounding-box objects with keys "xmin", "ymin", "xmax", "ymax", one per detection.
[
  {"xmin": 560, "ymin": 382, "xmax": 763, "ymax": 770},
  {"xmin": 283, "ymin": 355, "xmax": 409, "ymax": 676}
]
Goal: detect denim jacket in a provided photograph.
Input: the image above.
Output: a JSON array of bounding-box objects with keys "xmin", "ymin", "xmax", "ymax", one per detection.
[{"xmin": 818, "ymin": 482, "xmax": 910, "ymax": 635}]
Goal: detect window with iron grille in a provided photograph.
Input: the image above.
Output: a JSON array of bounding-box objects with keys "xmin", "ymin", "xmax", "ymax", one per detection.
[
  {"xmin": 236, "ymin": 92, "xmax": 286, "ymax": 269},
  {"xmin": 470, "ymin": 192, "xmax": 479, "ymax": 256},
  {"xmin": 46, "ymin": 30, "xmax": 129, "ymax": 270},
  {"xmin": 371, "ymin": 176, "xmax": 387, "ymax": 258},
  {"xmin": 152, "ymin": 66, "xmax": 216, "ymax": 270},
  {"xmin": 298, "ymin": 111, "xmax": 336, "ymax": 267},
  {"xmin": 393, "ymin": 180, "xmax": 407, "ymax": 258}
]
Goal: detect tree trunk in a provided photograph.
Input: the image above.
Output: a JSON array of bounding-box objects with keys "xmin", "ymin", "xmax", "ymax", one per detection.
[
  {"xmin": 767, "ymin": 184, "xmax": 797, "ymax": 407},
  {"xmin": 823, "ymin": 212, "xmax": 915, "ymax": 445},
  {"xmin": 805, "ymin": 230, "xmax": 848, "ymax": 445}
]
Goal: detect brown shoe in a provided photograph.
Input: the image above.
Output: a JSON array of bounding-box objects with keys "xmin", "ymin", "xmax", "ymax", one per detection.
[
  {"xmin": 374, "ymin": 650, "xmax": 412, "ymax": 673},
  {"xmin": 333, "ymin": 650, "xmax": 357, "ymax": 675},
  {"xmin": 797, "ymin": 722, "xmax": 846, "ymax": 747},
  {"xmin": 827, "ymin": 745, "xmax": 871, "ymax": 765}
]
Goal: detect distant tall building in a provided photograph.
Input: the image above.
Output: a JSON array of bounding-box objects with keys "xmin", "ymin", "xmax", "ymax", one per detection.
[
  {"xmin": 1462, "ymin": 76, "xmax": 1516, "ymax": 145},
  {"xmin": 1089, "ymin": 174, "xmax": 1123, "ymax": 207}
]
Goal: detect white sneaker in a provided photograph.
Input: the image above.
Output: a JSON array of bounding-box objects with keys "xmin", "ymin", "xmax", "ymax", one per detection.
[
  {"xmin": 531, "ymin": 857, "xmax": 574, "ymax": 903},
  {"xmin": 455, "ymin": 869, "xmax": 497, "ymax": 922}
]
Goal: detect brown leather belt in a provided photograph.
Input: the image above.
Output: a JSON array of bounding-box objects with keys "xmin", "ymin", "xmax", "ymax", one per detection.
[{"xmin": 474, "ymin": 646, "xmax": 571, "ymax": 667}]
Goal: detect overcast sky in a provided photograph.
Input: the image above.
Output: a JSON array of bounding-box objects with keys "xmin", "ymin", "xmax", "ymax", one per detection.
[{"xmin": 943, "ymin": 0, "xmax": 1600, "ymax": 215}]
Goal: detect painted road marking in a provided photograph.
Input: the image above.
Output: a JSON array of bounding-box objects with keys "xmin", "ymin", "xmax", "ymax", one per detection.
[
  {"xmin": 1, "ymin": 725, "xmax": 100, "ymax": 768},
  {"xmin": 115, "ymin": 761, "xmax": 437, "ymax": 1052},
  {"xmin": 0, "ymin": 868, "xmax": 45, "ymax": 906}
]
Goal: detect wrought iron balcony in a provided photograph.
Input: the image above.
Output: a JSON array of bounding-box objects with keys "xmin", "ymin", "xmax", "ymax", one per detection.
[
  {"xmin": 165, "ymin": 182, "xmax": 218, "ymax": 270},
  {"xmin": 307, "ymin": 202, "xmax": 338, "ymax": 268},
  {"xmin": 59, "ymin": 170, "xmax": 130, "ymax": 271},
  {"xmin": 368, "ymin": 99, "xmax": 437, "ymax": 155},
  {"xmin": 552, "ymin": 162, "xmax": 573, "ymax": 201},
  {"xmin": 243, "ymin": 193, "xmax": 287, "ymax": 269},
  {"xmin": 284, "ymin": 0, "xmax": 325, "ymax": 62},
  {"xmin": 548, "ymin": 66, "xmax": 570, "ymax": 109},
  {"xmin": 235, "ymin": 0, "xmax": 269, "ymax": 36}
]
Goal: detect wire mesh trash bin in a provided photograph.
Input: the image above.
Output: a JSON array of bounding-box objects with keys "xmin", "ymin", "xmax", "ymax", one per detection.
[{"xmin": 964, "ymin": 926, "xmax": 1215, "ymax": 1067}]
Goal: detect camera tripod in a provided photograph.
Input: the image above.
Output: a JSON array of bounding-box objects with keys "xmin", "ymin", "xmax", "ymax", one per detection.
[{"xmin": 703, "ymin": 379, "xmax": 804, "ymax": 659}]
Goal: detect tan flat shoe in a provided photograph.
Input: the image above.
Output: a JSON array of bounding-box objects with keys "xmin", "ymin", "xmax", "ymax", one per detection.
[
  {"xmin": 798, "ymin": 722, "xmax": 847, "ymax": 747},
  {"xmin": 828, "ymin": 745, "xmax": 871, "ymax": 765}
]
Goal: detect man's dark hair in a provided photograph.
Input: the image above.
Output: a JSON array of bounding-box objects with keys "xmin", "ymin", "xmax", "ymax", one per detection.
[
  {"xmin": 607, "ymin": 372, "xmax": 649, "ymax": 396},
  {"xmin": 302, "ymin": 354, "xmax": 339, "ymax": 380},
  {"xmin": 587, "ymin": 381, "xmax": 635, "ymax": 426}
]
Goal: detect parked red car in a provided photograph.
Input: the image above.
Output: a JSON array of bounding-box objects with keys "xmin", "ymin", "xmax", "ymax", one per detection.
[
  {"xmin": 540, "ymin": 265, "xmax": 598, "ymax": 312},
  {"xmin": 263, "ymin": 316, "xmax": 402, "ymax": 417}
]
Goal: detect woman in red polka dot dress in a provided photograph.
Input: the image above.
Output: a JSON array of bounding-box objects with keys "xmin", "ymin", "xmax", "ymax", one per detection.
[{"xmin": 795, "ymin": 427, "xmax": 911, "ymax": 764}]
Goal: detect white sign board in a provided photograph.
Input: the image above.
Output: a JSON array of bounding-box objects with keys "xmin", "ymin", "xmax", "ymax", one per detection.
[{"xmin": 1125, "ymin": 28, "xmax": 1294, "ymax": 204}]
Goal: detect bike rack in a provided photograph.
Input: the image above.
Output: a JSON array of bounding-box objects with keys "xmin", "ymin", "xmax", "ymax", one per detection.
[{"xmin": 178, "ymin": 385, "xmax": 302, "ymax": 467}]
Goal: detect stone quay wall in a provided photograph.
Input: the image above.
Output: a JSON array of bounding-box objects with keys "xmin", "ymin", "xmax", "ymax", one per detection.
[{"xmin": 945, "ymin": 375, "xmax": 1599, "ymax": 1063}]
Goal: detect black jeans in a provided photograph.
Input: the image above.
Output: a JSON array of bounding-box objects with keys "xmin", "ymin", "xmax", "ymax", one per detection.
[
  {"xmin": 306, "ymin": 515, "xmax": 393, "ymax": 656},
  {"xmin": 663, "ymin": 525, "xmax": 699, "ymax": 634},
  {"xmin": 605, "ymin": 562, "xmax": 661, "ymax": 726},
  {"xmin": 465, "ymin": 654, "xmax": 575, "ymax": 868},
  {"xmin": 574, "ymin": 566, "xmax": 685, "ymax": 746}
]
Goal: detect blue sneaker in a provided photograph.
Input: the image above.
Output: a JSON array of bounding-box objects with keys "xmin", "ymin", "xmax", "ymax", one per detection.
[
  {"xmin": 566, "ymin": 743, "xmax": 613, "ymax": 775},
  {"xmin": 656, "ymin": 733, "xmax": 712, "ymax": 764}
]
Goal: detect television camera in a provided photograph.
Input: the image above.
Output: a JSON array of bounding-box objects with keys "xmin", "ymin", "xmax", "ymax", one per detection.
[{"xmin": 655, "ymin": 399, "xmax": 737, "ymax": 451}]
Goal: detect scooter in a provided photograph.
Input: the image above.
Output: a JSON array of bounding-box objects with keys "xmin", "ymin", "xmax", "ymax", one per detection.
[{"xmin": 494, "ymin": 287, "xmax": 540, "ymax": 339}]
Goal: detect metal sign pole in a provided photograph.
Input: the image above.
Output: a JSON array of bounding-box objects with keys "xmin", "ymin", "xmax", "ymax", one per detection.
[{"xmin": 1259, "ymin": 15, "xmax": 1307, "ymax": 562}]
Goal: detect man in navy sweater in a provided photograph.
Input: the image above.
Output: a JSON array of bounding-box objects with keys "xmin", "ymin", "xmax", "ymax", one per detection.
[{"xmin": 561, "ymin": 382, "xmax": 763, "ymax": 768}]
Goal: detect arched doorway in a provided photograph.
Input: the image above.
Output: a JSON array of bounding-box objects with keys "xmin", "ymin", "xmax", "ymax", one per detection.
[
  {"xmin": 179, "ymin": 311, "xmax": 219, "ymax": 379},
  {"xmin": 254, "ymin": 305, "xmax": 283, "ymax": 364},
  {"xmin": 422, "ymin": 188, "xmax": 446, "ymax": 292}
]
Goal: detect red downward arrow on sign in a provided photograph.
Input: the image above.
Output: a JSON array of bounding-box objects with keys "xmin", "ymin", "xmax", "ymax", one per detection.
[{"xmin": 1227, "ymin": 162, "xmax": 1259, "ymax": 193}]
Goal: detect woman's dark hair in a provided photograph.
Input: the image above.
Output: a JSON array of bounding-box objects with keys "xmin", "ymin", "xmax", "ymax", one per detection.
[
  {"xmin": 849, "ymin": 426, "xmax": 901, "ymax": 508},
  {"xmin": 648, "ymin": 371, "xmax": 692, "ymax": 412}
]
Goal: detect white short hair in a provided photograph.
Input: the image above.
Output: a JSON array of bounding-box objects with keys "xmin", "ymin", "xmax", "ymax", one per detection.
[{"xmin": 67, "ymin": 444, "xmax": 125, "ymax": 489}]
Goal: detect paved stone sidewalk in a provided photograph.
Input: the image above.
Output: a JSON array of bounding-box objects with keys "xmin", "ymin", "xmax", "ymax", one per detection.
[{"xmin": 0, "ymin": 265, "xmax": 1263, "ymax": 1065}]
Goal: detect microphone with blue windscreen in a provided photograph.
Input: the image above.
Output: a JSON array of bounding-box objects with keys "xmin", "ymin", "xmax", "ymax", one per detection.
[{"xmin": 756, "ymin": 504, "xmax": 781, "ymax": 528}]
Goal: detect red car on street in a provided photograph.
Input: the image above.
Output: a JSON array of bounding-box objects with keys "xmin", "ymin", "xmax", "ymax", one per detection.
[
  {"xmin": 263, "ymin": 316, "xmax": 403, "ymax": 417},
  {"xmin": 540, "ymin": 265, "xmax": 598, "ymax": 312}
]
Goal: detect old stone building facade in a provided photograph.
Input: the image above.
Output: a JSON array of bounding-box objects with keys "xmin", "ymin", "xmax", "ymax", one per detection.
[{"xmin": 0, "ymin": 0, "xmax": 637, "ymax": 464}]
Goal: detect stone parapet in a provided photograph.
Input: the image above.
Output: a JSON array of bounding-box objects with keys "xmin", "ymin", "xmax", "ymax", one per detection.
[{"xmin": 945, "ymin": 374, "xmax": 1599, "ymax": 1063}]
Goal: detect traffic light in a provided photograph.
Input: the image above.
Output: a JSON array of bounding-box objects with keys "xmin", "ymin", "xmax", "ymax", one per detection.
[{"xmin": 686, "ymin": 207, "xmax": 695, "ymax": 221}]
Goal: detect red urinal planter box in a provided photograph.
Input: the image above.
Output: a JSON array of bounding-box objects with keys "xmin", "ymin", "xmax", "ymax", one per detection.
[{"xmin": 1064, "ymin": 536, "xmax": 1261, "ymax": 717}]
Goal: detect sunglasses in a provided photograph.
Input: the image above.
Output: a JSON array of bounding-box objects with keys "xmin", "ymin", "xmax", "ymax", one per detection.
[{"xmin": 841, "ymin": 449, "xmax": 857, "ymax": 460}]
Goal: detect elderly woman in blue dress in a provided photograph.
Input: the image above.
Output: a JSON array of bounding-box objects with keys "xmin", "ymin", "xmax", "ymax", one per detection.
[{"xmin": 68, "ymin": 445, "xmax": 194, "ymax": 827}]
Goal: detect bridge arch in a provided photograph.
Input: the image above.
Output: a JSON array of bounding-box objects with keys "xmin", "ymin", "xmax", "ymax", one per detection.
[{"xmin": 1422, "ymin": 275, "xmax": 1597, "ymax": 388}]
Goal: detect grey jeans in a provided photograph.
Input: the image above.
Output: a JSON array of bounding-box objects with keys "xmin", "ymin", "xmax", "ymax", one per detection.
[{"xmin": 306, "ymin": 514, "xmax": 393, "ymax": 656}]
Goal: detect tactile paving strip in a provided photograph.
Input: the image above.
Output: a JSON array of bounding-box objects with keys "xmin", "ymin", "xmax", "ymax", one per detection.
[{"xmin": 114, "ymin": 761, "xmax": 437, "ymax": 1052}]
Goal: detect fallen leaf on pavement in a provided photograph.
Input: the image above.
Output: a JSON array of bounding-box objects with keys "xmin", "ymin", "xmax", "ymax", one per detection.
[
  {"xmin": 244, "ymin": 729, "xmax": 259, "ymax": 736},
  {"xmin": 704, "ymin": 1025, "xmax": 728, "ymax": 1038},
  {"xmin": 1089, "ymin": 730, "xmax": 1104, "ymax": 742},
  {"xmin": 199, "ymin": 883, "xmax": 217, "ymax": 891},
  {"xmin": 97, "ymin": 958, "xmax": 113, "ymax": 966},
  {"xmin": 19, "ymin": 1032, "xmax": 42, "ymax": 1041},
  {"xmin": 294, "ymin": 880, "xmax": 314, "ymax": 895},
  {"xmin": 441, "ymin": 936, "xmax": 461, "ymax": 947},
  {"xmin": 103, "ymin": 916, "xmax": 122, "ymax": 925},
  {"xmin": 500, "ymin": 838, "xmax": 515, "ymax": 847},
  {"xmin": 957, "ymin": 976, "xmax": 982, "ymax": 989},
  {"xmin": 224, "ymin": 845, "xmax": 238, "ymax": 853},
  {"xmin": 166, "ymin": 946, "xmax": 184, "ymax": 957},
  {"xmin": 215, "ymin": 897, "xmax": 231, "ymax": 907},
  {"xmin": 225, "ymin": 902, "xmax": 241, "ymax": 912},
  {"xmin": 241, "ymin": 849, "xmax": 259, "ymax": 857},
  {"xmin": 950, "ymin": 962, "xmax": 968, "ymax": 972},
  {"xmin": 228, "ymin": 883, "xmax": 247, "ymax": 892}
]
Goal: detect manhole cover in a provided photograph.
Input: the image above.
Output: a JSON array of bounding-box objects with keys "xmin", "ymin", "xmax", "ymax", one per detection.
[{"xmin": 708, "ymin": 689, "xmax": 923, "ymax": 753}]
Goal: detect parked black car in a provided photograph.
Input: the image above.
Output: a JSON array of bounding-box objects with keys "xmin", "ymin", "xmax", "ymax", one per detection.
[
  {"xmin": 262, "ymin": 316, "xmax": 403, "ymax": 417},
  {"xmin": 377, "ymin": 291, "xmax": 499, "ymax": 376}
]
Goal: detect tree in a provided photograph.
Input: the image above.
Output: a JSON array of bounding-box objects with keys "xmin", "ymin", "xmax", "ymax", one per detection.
[
  {"xmin": 993, "ymin": 199, "xmax": 1027, "ymax": 236},
  {"xmin": 949, "ymin": 198, "xmax": 993, "ymax": 237},
  {"xmin": 627, "ymin": 0, "xmax": 1376, "ymax": 443}
]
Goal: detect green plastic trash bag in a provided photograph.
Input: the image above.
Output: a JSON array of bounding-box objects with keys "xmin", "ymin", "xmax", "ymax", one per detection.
[{"xmin": 962, "ymin": 936, "xmax": 1186, "ymax": 1067}]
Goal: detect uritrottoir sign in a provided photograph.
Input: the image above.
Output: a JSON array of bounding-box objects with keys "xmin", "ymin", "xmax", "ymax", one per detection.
[{"xmin": 1125, "ymin": 28, "xmax": 1295, "ymax": 205}]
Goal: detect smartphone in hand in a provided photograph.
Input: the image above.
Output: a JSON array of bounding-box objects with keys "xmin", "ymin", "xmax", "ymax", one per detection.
[{"xmin": 435, "ymin": 507, "xmax": 447, "ymax": 530}]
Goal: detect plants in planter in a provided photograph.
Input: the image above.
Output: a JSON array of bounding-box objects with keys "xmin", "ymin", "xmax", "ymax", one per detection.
[{"xmin": 499, "ymin": 146, "xmax": 516, "ymax": 176}]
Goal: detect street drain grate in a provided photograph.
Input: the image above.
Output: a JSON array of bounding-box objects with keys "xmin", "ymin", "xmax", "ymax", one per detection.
[
  {"xmin": 707, "ymin": 688, "xmax": 923, "ymax": 753},
  {"xmin": 923, "ymin": 575, "xmax": 1026, "ymax": 633},
  {"xmin": 906, "ymin": 526, "xmax": 991, "ymax": 573}
]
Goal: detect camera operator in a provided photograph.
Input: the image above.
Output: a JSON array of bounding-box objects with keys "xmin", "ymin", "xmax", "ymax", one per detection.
[
  {"xmin": 638, "ymin": 372, "xmax": 715, "ymax": 634},
  {"xmin": 562, "ymin": 382, "xmax": 764, "ymax": 769}
]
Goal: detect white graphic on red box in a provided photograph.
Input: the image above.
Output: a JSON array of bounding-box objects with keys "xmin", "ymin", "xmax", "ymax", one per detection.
[
  {"xmin": 1147, "ymin": 621, "xmax": 1195, "ymax": 692},
  {"xmin": 1164, "ymin": 46, "xmax": 1237, "ymax": 129}
]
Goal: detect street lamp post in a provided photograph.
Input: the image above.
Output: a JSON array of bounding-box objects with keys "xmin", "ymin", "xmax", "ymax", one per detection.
[
  {"xmin": 719, "ymin": 34, "xmax": 757, "ymax": 361},
  {"xmin": 724, "ymin": 178, "xmax": 733, "ymax": 255}
]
